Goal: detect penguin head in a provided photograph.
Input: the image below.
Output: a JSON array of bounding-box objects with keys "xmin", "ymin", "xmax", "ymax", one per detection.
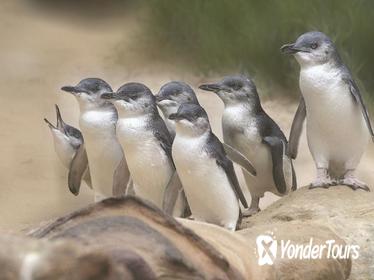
[
  {"xmin": 61, "ymin": 78, "xmax": 112, "ymax": 106},
  {"xmin": 281, "ymin": 31, "xmax": 339, "ymax": 66},
  {"xmin": 199, "ymin": 75, "xmax": 259, "ymax": 106},
  {"xmin": 44, "ymin": 105, "xmax": 83, "ymax": 148},
  {"xmin": 156, "ymin": 81, "xmax": 199, "ymax": 117},
  {"xmin": 169, "ymin": 103, "xmax": 210, "ymax": 136},
  {"xmin": 101, "ymin": 82, "xmax": 157, "ymax": 117}
]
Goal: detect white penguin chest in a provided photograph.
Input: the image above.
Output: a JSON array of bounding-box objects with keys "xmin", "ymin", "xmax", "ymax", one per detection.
[
  {"xmin": 299, "ymin": 64, "xmax": 368, "ymax": 163},
  {"xmin": 79, "ymin": 110, "xmax": 123, "ymax": 196},
  {"xmin": 222, "ymin": 106, "xmax": 272, "ymax": 178},
  {"xmin": 52, "ymin": 131, "xmax": 76, "ymax": 168},
  {"xmin": 173, "ymin": 134, "xmax": 214, "ymax": 179},
  {"xmin": 172, "ymin": 133, "xmax": 239, "ymax": 226},
  {"xmin": 300, "ymin": 64, "xmax": 350, "ymax": 119},
  {"xmin": 117, "ymin": 117, "xmax": 173, "ymax": 205}
]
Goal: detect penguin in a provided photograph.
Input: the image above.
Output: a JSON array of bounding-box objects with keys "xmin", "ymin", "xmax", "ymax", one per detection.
[
  {"xmin": 155, "ymin": 81, "xmax": 257, "ymax": 177},
  {"xmin": 199, "ymin": 75, "xmax": 296, "ymax": 216},
  {"xmin": 61, "ymin": 78, "xmax": 131, "ymax": 201},
  {"xmin": 281, "ymin": 31, "xmax": 373, "ymax": 191},
  {"xmin": 169, "ymin": 103, "xmax": 248, "ymax": 230},
  {"xmin": 156, "ymin": 81, "xmax": 200, "ymax": 139},
  {"xmin": 44, "ymin": 104, "xmax": 91, "ymax": 194},
  {"xmin": 101, "ymin": 82, "xmax": 187, "ymax": 216}
]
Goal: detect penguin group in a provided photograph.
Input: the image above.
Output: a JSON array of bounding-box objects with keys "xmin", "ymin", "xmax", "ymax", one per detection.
[{"xmin": 45, "ymin": 31, "xmax": 373, "ymax": 231}]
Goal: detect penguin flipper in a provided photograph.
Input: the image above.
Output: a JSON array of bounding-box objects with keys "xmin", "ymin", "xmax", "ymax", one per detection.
[
  {"xmin": 223, "ymin": 143, "xmax": 257, "ymax": 176},
  {"xmin": 162, "ymin": 171, "xmax": 183, "ymax": 215},
  {"xmin": 206, "ymin": 134, "xmax": 248, "ymax": 208},
  {"xmin": 263, "ymin": 136, "xmax": 288, "ymax": 195},
  {"xmin": 126, "ymin": 178, "xmax": 135, "ymax": 196},
  {"xmin": 344, "ymin": 77, "xmax": 374, "ymax": 142},
  {"xmin": 288, "ymin": 97, "xmax": 306, "ymax": 159},
  {"xmin": 291, "ymin": 160, "xmax": 297, "ymax": 191},
  {"xmin": 112, "ymin": 157, "xmax": 131, "ymax": 197},
  {"xmin": 223, "ymin": 159, "xmax": 249, "ymax": 208},
  {"xmin": 68, "ymin": 144, "xmax": 89, "ymax": 196},
  {"xmin": 83, "ymin": 166, "xmax": 92, "ymax": 189}
]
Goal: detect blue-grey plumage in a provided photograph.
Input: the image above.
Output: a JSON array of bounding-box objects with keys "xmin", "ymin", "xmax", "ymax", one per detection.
[
  {"xmin": 44, "ymin": 104, "xmax": 91, "ymax": 195},
  {"xmin": 156, "ymin": 81, "xmax": 200, "ymax": 139},
  {"xmin": 282, "ymin": 31, "xmax": 372, "ymax": 191},
  {"xmin": 199, "ymin": 75, "xmax": 296, "ymax": 216},
  {"xmin": 170, "ymin": 103, "xmax": 248, "ymax": 230},
  {"xmin": 101, "ymin": 83, "xmax": 188, "ymax": 216},
  {"xmin": 156, "ymin": 81, "xmax": 257, "ymax": 177},
  {"xmin": 61, "ymin": 78, "xmax": 130, "ymax": 200}
]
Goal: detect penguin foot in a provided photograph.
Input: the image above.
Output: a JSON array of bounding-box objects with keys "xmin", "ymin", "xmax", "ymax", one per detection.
[
  {"xmin": 309, "ymin": 178, "xmax": 336, "ymax": 189},
  {"xmin": 242, "ymin": 207, "xmax": 261, "ymax": 217},
  {"xmin": 340, "ymin": 178, "xmax": 370, "ymax": 192}
]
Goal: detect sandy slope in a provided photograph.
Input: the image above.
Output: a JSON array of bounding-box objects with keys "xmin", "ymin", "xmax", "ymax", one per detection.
[{"xmin": 0, "ymin": 0, "xmax": 373, "ymax": 230}]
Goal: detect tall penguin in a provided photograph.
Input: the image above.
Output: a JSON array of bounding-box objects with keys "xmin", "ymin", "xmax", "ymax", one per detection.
[
  {"xmin": 199, "ymin": 75, "xmax": 296, "ymax": 215},
  {"xmin": 61, "ymin": 78, "xmax": 130, "ymax": 201},
  {"xmin": 282, "ymin": 31, "xmax": 373, "ymax": 191}
]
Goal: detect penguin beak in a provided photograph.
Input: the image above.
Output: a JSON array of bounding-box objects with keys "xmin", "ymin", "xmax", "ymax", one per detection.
[
  {"xmin": 61, "ymin": 86, "xmax": 81, "ymax": 95},
  {"xmin": 198, "ymin": 83, "xmax": 222, "ymax": 93},
  {"xmin": 280, "ymin": 43, "xmax": 307, "ymax": 54},
  {"xmin": 100, "ymin": 92, "xmax": 116, "ymax": 100},
  {"xmin": 55, "ymin": 104, "xmax": 67, "ymax": 134},
  {"xmin": 155, "ymin": 94, "xmax": 166, "ymax": 103},
  {"xmin": 44, "ymin": 118, "xmax": 56, "ymax": 130},
  {"xmin": 168, "ymin": 113, "xmax": 178, "ymax": 120},
  {"xmin": 168, "ymin": 113, "xmax": 183, "ymax": 121}
]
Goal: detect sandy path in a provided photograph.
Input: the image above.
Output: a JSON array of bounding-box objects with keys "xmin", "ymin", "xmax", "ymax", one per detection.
[{"xmin": 1, "ymin": 0, "xmax": 373, "ymax": 230}]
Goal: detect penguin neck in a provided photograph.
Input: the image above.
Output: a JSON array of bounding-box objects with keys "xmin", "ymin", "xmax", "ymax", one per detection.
[
  {"xmin": 158, "ymin": 105, "xmax": 176, "ymax": 119},
  {"xmin": 225, "ymin": 98, "xmax": 263, "ymax": 116},
  {"xmin": 117, "ymin": 108, "xmax": 157, "ymax": 123},
  {"xmin": 298, "ymin": 52, "xmax": 343, "ymax": 71},
  {"xmin": 175, "ymin": 123, "xmax": 211, "ymax": 139},
  {"xmin": 78, "ymin": 100, "xmax": 114, "ymax": 114}
]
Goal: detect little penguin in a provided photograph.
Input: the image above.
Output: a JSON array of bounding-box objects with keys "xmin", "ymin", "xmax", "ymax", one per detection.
[
  {"xmin": 169, "ymin": 103, "xmax": 248, "ymax": 230},
  {"xmin": 199, "ymin": 75, "xmax": 296, "ymax": 216},
  {"xmin": 101, "ymin": 82, "xmax": 188, "ymax": 217},
  {"xmin": 156, "ymin": 81, "xmax": 200, "ymax": 139},
  {"xmin": 281, "ymin": 31, "xmax": 373, "ymax": 191},
  {"xmin": 44, "ymin": 104, "xmax": 92, "ymax": 194},
  {"xmin": 61, "ymin": 78, "xmax": 131, "ymax": 201},
  {"xmin": 156, "ymin": 81, "xmax": 257, "ymax": 177}
]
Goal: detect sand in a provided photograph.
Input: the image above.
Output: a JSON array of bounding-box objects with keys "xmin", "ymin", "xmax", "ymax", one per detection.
[{"xmin": 1, "ymin": 0, "xmax": 373, "ymax": 231}]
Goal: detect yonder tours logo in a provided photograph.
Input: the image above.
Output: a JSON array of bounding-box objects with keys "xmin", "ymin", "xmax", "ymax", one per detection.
[{"xmin": 256, "ymin": 233, "xmax": 360, "ymax": 266}]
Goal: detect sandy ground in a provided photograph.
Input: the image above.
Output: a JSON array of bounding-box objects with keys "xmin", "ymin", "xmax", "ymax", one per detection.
[{"xmin": 1, "ymin": 0, "xmax": 373, "ymax": 231}]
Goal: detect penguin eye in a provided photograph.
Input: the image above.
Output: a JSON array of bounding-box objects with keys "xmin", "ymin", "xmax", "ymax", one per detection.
[
  {"xmin": 231, "ymin": 83, "xmax": 242, "ymax": 91},
  {"xmin": 311, "ymin": 43, "xmax": 318, "ymax": 49}
]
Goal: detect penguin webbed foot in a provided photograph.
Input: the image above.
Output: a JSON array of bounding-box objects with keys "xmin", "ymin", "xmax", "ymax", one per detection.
[
  {"xmin": 309, "ymin": 179, "xmax": 336, "ymax": 189},
  {"xmin": 242, "ymin": 196, "xmax": 261, "ymax": 217},
  {"xmin": 242, "ymin": 207, "xmax": 261, "ymax": 217},
  {"xmin": 309, "ymin": 168, "xmax": 337, "ymax": 189},
  {"xmin": 340, "ymin": 177, "xmax": 370, "ymax": 192}
]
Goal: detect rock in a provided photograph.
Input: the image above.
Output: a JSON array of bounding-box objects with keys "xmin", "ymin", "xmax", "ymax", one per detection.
[
  {"xmin": 240, "ymin": 186, "xmax": 374, "ymax": 280},
  {"xmin": 29, "ymin": 196, "xmax": 244, "ymax": 279},
  {"xmin": 0, "ymin": 234, "xmax": 127, "ymax": 280},
  {"xmin": 238, "ymin": 222, "xmax": 351, "ymax": 280},
  {"xmin": 181, "ymin": 219, "xmax": 351, "ymax": 280},
  {"xmin": 2, "ymin": 187, "xmax": 370, "ymax": 279}
]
